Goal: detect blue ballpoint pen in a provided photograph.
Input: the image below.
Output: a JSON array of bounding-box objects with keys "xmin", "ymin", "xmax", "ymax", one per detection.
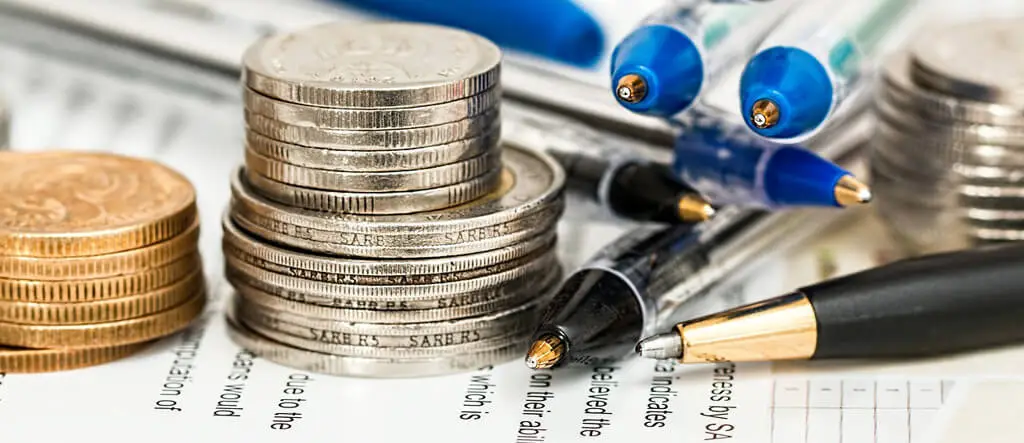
[
  {"xmin": 609, "ymin": 0, "xmax": 795, "ymax": 117},
  {"xmin": 672, "ymin": 117, "xmax": 871, "ymax": 209},
  {"xmin": 331, "ymin": 0, "xmax": 605, "ymax": 67},
  {"xmin": 739, "ymin": 0, "xmax": 915, "ymax": 141}
]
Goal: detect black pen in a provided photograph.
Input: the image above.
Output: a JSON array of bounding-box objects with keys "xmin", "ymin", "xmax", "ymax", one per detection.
[
  {"xmin": 637, "ymin": 241, "xmax": 1024, "ymax": 363},
  {"xmin": 522, "ymin": 110, "xmax": 873, "ymax": 369},
  {"xmin": 524, "ymin": 204, "xmax": 854, "ymax": 369},
  {"xmin": 504, "ymin": 106, "xmax": 714, "ymax": 224}
]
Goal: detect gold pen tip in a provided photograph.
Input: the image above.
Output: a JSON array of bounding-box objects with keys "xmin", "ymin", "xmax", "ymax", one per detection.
[
  {"xmin": 678, "ymin": 194, "xmax": 715, "ymax": 222},
  {"xmin": 833, "ymin": 175, "xmax": 873, "ymax": 207},
  {"xmin": 525, "ymin": 335, "xmax": 564, "ymax": 370},
  {"xmin": 616, "ymin": 74, "xmax": 648, "ymax": 104},
  {"xmin": 750, "ymin": 99, "xmax": 780, "ymax": 129}
]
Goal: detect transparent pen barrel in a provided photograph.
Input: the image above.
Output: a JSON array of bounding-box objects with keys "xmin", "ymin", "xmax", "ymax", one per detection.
[
  {"xmin": 640, "ymin": 1, "xmax": 791, "ymax": 80},
  {"xmin": 758, "ymin": 0, "xmax": 915, "ymax": 90}
]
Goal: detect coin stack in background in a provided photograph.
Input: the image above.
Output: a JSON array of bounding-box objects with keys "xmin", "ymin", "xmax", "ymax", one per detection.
[
  {"xmin": 871, "ymin": 19, "xmax": 1024, "ymax": 254},
  {"xmin": 0, "ymin": 152, "xmax": 205, "ymax": 373},
  {"xmin": 224, "ymin": 22, "xmax": 566, "ymax": 377}
]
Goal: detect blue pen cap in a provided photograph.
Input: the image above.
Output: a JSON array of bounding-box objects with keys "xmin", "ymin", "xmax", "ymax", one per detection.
[
  {"xmin": 739, "ymin": 46, "xmax": 833, "ymax": 140},
  {"xmin": 610, "ymin": 25, "xmax": 703, "ymax": 117},
  {"xmin": 336, "ymin": 0, "xmax": 605, "ymax": 67}
]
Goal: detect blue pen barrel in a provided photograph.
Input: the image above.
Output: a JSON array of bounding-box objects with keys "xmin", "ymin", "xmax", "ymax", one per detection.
[
  {"xmin": 672, "ymin": 124, "xmax": 850, "ymax": 208},
  {"xmin": 336, "ymin": 0, "xmax": 605, "ymax": 67}
]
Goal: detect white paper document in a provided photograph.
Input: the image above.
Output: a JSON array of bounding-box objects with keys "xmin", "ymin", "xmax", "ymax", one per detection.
[
  {"xmin": 0, "ymin": 211, "xmax": 966, "ymax": 443},
  {"xmin": 1, "ymin": 5, "xmax": 1023, "ymax": 442}
]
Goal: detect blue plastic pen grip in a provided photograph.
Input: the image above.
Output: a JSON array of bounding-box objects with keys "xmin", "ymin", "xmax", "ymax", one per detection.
[
  {"xmin": 673, "ymin": 125, "xmax": 848, "ymax": 208},
  {"xmin": 335, "ymin": 0, "xmax": 605, "ymax": 67}
]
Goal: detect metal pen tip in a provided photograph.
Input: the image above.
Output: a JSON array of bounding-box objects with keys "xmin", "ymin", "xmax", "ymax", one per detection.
[
  {"xmin": 678, "ymin": 194, "xmax": 715, "ymax": 222},
  {"xmin": 635, "ymin": 332, "xmax": 683, "ymax": 360},
  {"xmin": 525, "ymin": 335, "xmax": 565, "ymax": 369},
  {"xmin": 833, "ymin": 175, "xmax": 873, "ymax": 207},
  {"xmin": 750, "ymin": 99, "xmax": 780, "ymax": 129},
  {"xmin": 616, "ymin": 74, "xmax": 648, "ymax": 104}
]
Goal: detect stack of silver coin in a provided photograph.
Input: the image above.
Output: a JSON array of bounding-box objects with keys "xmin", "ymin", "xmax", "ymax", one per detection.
[
  {"xmin": 871, "ymin": 19, "xmax": 1024, "ymax": 254},
  {"xmin": 222, "ymin": 22, "xmax": 566, "ymax": 377}
]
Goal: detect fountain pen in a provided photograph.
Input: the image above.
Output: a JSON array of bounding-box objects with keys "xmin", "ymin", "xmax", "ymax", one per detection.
[{"xmin": 637, "ymin": 241, "xmax": 1024, "ymax": 362}]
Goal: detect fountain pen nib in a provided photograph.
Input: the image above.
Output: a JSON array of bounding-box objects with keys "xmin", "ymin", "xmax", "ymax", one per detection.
[
  {"xmin": 635, "ymin": 332, "xmax": 683, "ymax": 360},
  {"xmin": 525, "ymin": 335, "xmax": 565, "ymax": 369},
  {"xmin": 833, "ymin": 175, "xmax": 873, "ymax": 207}
]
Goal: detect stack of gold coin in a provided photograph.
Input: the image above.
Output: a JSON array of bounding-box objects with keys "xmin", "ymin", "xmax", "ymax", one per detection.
[
  {"xmin": 0, "ymin": 151, "xmax": 206, "ymax": 373},
  {"xmin": 224, "ymin": 22, "xmax": 565, "ymax": 377}
]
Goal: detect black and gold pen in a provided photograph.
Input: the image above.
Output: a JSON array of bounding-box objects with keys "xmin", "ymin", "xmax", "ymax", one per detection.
[
  {"xmin": 637, "ymin": 241, "xmax": 1024, "ymax": 362},
  {"xmin": 503, "ymin": 104, "xmax": 715, "ymax": 224}
]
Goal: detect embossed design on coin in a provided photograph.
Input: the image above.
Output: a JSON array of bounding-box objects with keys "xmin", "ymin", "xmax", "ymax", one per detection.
[
  {"xmin": 0, "ymin": 152, "xmax": 196, "ymax": 257},
  {"xmin": 244, "ymin": 22, "xmax": 501, "ymax": 108}
]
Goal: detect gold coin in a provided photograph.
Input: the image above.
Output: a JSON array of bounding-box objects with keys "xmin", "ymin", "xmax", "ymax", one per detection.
[
  {"xmin": 0, "ymin": 218, "xmax": 199, "ymax": 280},
  {"xmin": 0, "ymin": 253, "xmax": 200, "ymax": 302},
  {"xmin": 0, "ymin": 342, "xmax": 149, "ymax": 373},
  {"xmin": 0, "ymin": 151, "xmax": 196, "ymax": 257},
  {"xmin": 0, "ymin": 269, "xmax": 203, "ymax": 324},
  {"xmin": 0, "ymin": 289, "xmax": 205, "ymax": 348}
]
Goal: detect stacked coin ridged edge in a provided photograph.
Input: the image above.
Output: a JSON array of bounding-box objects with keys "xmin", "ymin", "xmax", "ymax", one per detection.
[
  {"xmin": 0, "ymin": 151, "xmax": 206, "ymax": 373},
  {"xmin": 225, "ymin": 22, "xmax": 566, "ymax": 377},
  {"xmin": 870, "ymin": 19, "xmax": 1024, "ymax": 254}
]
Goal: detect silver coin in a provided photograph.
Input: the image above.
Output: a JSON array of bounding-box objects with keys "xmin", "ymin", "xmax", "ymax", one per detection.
[
  {"xmin": 868, "ymin": 154, "xmax": 952, "ymax": 207},
  {"xmin": 230, "ymin": 144, "xmax": 564, "ymax": 235},
  {"xmin": 246, "ymin": 108, "xmax": 500, "ymax": 150},
  {"xmin": 910, "ymin": 20, "xmax": 1024, "ymax": 106},
  {"xmin": 243, "ymin": 86, "xmax": 501, "ymax": 130},
  {"xmin": 963, "ymin": 207, "xmax": 1024, "ymax": 222},
  {"xmin": 231, "ymin": 203, "xmax": 560, "ymax": 258},
  {"xmin": 969, "ymin": 227, "xmax": 1024, "ymax": 242},
  {"xmin": 221, "ymin": 212, "xmax": 556, "ymax": 277},
  {"xmin": 246, "ymin": 322, "xmax": 529, "ymax": 359},
  {"xmin": 245, "ymin": 126, "xmax": 500, "ymax": 172},
  {"xmin": 875, "ymin": 121, "xmax": 1024, "ymax": 173},
  {"xmin": 225, "ymin": 224, "xmax": 557, "ymax": 287},
  {"xmin": 228, "ymin": 147, "xmax": 565, "ymax": 257},
  {"xmin": 872, "ymin": 125, "xmax": 950, "ymax": 176},
  {"xmin": 225, "ymin": 313, "xmax": 524, "ymax": 378},
  {"xmin": 225, "ymin": 249, "xmax": 558, "ymax": 301},
  {"xmin": 244, "ymin": 148, "xmax": 500, "ymax": 193},
  {"xmin": 961, "ymin": 183, "xmax": 1024, "ymax": 200},
  {"xmin": 955, "ymin": 163, "xmax": 1024, "ymax": 184},
  {"xmin": 877, "ymin": 97, "xmax": 1024, "ymax": 147},
  {"xmin": 959, "ymin": 187, "xmax": 1024, "ymax": 212},
  {"xmin": 230, "ymin": 269, "xmax": 560, "ymax": 323},
  {"xmin": 245, "ymin": 167, "xmax": 501, "ymax": 214},
  {"xmin": 242, "ymin": 22, "xmax": 502, "ymax": 109},
  {"xmin": 233, "ymin": 292, "xmax": 545, "ymax": 337},
  {"xmin": 880, "ymin": 52, "xmax": 1024, "ymax": 127}
]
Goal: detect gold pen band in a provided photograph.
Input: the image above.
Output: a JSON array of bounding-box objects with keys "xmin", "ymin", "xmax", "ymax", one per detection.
[{"xmin": 677, "ymin": 292, "xmax": 818, "ymax": 363}]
